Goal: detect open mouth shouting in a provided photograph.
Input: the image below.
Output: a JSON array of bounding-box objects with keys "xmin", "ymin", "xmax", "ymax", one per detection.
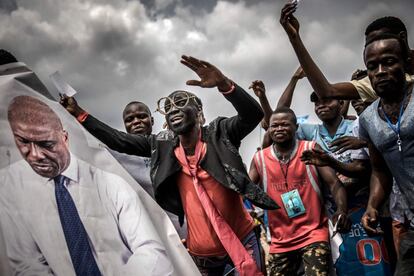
[{"xmin": 169, "ymin": 113, "xmax": 184, "ymax": 126}]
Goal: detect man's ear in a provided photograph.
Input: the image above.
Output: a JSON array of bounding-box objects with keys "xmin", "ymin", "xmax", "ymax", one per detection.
[
  {"xmin": 62, "ymin": 130, "xmax": 69, "ymax": 144},
  {"xmin": 198, "ymin": 110, "xmax": 206, "ymax": 126},
  {"xmin": 151, "ymin": 116, "xmax": 154, "ymax": 126},
  {"xmin": 399, "ymin": 31, "xmax": 407, "ymax": 41}
]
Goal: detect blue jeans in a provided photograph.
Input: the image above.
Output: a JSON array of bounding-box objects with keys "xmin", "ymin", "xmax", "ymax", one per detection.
[{"xmin": 191, "ymin": 229, "xmax": 264, "ymax": 276}]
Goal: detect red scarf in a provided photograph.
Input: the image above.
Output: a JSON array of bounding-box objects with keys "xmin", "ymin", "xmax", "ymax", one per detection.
[{"xmin": 176, "ymin": 137, "xmax": 262, "ymax": 276}]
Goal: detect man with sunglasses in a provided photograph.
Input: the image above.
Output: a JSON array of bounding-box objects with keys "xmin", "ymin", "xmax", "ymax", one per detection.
[{"xmin": 61, "ymin": 55, "xmax": 277, "ymax": 275}]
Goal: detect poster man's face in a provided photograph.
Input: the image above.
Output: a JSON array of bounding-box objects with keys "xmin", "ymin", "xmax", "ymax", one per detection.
[{"xmin": 11, "ymin": 122, "xmax": 70, "ymax": 178}]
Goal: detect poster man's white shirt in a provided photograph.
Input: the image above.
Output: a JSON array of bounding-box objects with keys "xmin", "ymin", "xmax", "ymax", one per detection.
[{"xmin": 0, "ymin": 62, "xmax": 200, "ymax": 276}]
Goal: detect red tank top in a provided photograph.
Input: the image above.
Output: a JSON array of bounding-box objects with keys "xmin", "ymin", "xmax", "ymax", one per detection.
[{"xmin": 253, "ymin": 140, "xmax": 328, "ymax": 253}]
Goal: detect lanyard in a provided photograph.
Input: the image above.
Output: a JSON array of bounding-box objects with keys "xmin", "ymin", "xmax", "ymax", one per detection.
[
  {"xmin": 273, "ymin": 144, "xmax": 294, "ymax": 189},
  {"xmin": 275, "ymin": 151, "xmax": 291, "ymax": 189},
  {"xmin": 380, "ymin": 92, "xmax": 407, "ymax": 152},
  {"xmin": 278, "ymin": 160, "xmax": 290, "ymax": 190}
]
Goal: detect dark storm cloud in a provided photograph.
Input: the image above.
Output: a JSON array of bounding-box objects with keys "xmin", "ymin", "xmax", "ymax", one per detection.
[
  {"xmin": 1, "ymin": 0, "xmax": 414, "ymax": 161},
  {"xmin": 0, "ymin": 0, "xmax": 17, "ymax": 13}
]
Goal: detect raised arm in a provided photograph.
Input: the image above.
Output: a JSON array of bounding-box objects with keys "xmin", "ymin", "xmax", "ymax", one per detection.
[
  {"xmin": 181, "ymin": 55, "xmax": 263, "ymax": 144},
  {"xmin": 60, "ymin": 95, "xmax": 152, "ymax": 157},
  {"xmin": 279, "ymin": 3, "xmax": 360, "ymax": 100},
  {"xmin": 249, "ymin": 80, "xmax": 272, "ymax": 129},
  {"xmin": 277, "ymin": 66, "xmax": 306, "ymax": 108}
]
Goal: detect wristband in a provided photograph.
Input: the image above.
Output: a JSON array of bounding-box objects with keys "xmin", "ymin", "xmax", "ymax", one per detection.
[
  {"xmin": 76, "ymin": 111, "xmax": 89, "ymax": 123},
  {"xmin": 220, "ymin": 82, "xmax": 235, "ymax": 95}
]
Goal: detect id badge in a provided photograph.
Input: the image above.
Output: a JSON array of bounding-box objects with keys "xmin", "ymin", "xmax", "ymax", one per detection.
[{"xmin": 281, "ymin": 189, "xmax": 306, "ymax": 218}]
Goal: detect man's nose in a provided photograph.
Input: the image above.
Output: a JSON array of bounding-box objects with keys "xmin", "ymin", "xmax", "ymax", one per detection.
[
  {"xmin": 170, "ymin": 104, "xmax": 179, "ymax": 112},
  {"xmin": 27, "ymin": 143, "xmax": 44, "ymax": 160},
  {"xmin": 376, "ymin": 64, "xmax": 386, "ymax": 75},
  {"xmin": 168, "ymin": 105, "xmax": 180, "ymax": 115}
]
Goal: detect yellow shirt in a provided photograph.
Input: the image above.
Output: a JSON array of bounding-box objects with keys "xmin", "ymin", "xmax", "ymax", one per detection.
[{"xmin": 351, "ymin": 74, "xmax": 414, "ymax": 102}]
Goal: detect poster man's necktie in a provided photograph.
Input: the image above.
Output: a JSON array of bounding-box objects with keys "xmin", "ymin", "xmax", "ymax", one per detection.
[{"xmin": 54, "ymin": 175, "xmax": 101, "ymax": 276}]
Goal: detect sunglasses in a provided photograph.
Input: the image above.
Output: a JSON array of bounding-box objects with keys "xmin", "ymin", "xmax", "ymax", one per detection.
[{"xmin": 156, "ymin": 91, "xmax": 199, "ymax": 115}]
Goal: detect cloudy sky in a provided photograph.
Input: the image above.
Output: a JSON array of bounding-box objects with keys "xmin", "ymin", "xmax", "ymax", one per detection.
[{"xmin": 1, "ymin": 0, "xmax": 413, "ymax": 162}]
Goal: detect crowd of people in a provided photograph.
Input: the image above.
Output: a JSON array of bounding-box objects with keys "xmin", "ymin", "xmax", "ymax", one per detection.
[{"xmin": 0, "ymin": 2, "xmax": 413, "ymax": 276}]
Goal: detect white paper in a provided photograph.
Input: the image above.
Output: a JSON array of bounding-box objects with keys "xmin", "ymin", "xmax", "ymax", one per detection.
[{"xmin": 49, "ymin": 71, "xmax": 78, "ymax": 97}]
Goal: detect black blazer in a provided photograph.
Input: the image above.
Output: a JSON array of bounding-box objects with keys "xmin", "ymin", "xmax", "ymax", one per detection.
[{"xmin": 82, "ymin": 84, "xmax": 278, "ymax": 220}]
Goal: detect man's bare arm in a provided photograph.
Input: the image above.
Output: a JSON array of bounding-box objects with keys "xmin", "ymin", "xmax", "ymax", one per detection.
[
  {"xmin": 248, "ymin": 158, "xmax": 260, "ymax": 185},
  {"xmin": 361, "ymin": 141, "xmax": 393, "ymax": 235},
  {"xmin": 277, "ymin": 66, "xmax": 306, "ymax": 108},
  {"xmin": 279, "ymin": 3, "xmax": 360, "ymax": 100},
  {"xmin": 250, "ymin": 80, "xmax": 273, "ymax": 129},
  {"xmin": 317, "ymin": 165, "xmax": 351, "ymax": 232},
  {"xmin": 301, "ymin": 147, "xmax": 370, "ymax": 178}
]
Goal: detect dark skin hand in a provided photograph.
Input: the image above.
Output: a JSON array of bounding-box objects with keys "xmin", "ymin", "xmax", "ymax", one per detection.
[
  {"xmin": 280, "ymin": 3, "xmax": 299, "ymax": 40},
  {"xmin": 301, "ymin": 147, "xmax": 332, "ymax": 167},
  {"xmin": 249, "ymin": 80, "xmax": 266, "ymax": 98},
  {"xmin": 279, "ymin": 3, "xmax": 360, "ymax": 100},
  {"xmin": 59, "ymin": 93, "xmax": 85, "ymax": 118},
  {"xmin": 180, "ymin": 55, "xmax": 232, "ymax": 92},
  {"xmin": 277, "ymin": 66, "xmax": 306, "ymax": 109},
  {"xmin": 330, "ymin": 136, "xmax": 368, "ymax": 154},
  {"xmin": 301, "ymin": 146, "xmax": 370, "ymax": 179},
  {"xmin": 332, "ymin": 208, "xmax": 352, "ymax": 234},
  {"xmin": 361, "ymin": 142, "xmax": 392, "ymax": 235},
  {"xmin": 251, "ymin": 66, "xmax": 306, "ymax": 131},
  {"xmin": 179, "ymin": 55, "xmax": 234, "ymax": 153},
  {"xmin": 249, "ymin": 80, "xmax": 272, "ymax": 130}
]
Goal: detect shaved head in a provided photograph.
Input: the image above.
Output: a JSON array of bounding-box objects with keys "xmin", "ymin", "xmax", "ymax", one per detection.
[
  {"xmin": 8, "ymin": 95, "xmax": 70, "ymax": 178},
  {"xmin": 8, "ymin": 95, "xmax": 63, "ymax": 131}
]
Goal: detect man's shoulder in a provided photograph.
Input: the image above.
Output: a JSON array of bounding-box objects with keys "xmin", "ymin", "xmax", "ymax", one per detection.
[
  {"xmin": 206, "ymin": 116, "xmax": 228, "ymax": 131},
  {"xmin": 298, "ymin": 122, "xmax": 319, "ymax": 130},
  {"xmin": 350, "ymin": 76, "xmax": 378, "ymax": 102},
  {"xmin": 155, "ymin": 130, "xmax": 174, "ymax": 141},
  {"xmin": 359, "ymin": 99, "xmax": 380, "ymax": 127},
  {"xmin": 297, "ymin": 123, "xmax": 319, "ymax": 139}
]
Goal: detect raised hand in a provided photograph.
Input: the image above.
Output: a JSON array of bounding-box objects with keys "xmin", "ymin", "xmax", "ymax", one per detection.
[
  {"xmin": 330, "ymin": 136, "xmax": 368, "ymax": 154},
  {"xmin": 300, "ymin": 148, "xmax": 333, "ymax": 167},
  {"xmin": 293, "ymin": 66, "xmax": 306, "ymax": 80},
  {"xmin": 180, "ymin": 55, "xmax": 232, "ymax": 92},
  {"xmin": 59, "ymin": 94, "xmax": 85, "ymax": 118},
  {"xmin": 280, "ymin": 2, "xmax": 300, "ymax": 39},
  {"xmin": 249, "ymin": 80, "xmax": 266, "ymax": 98}
]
